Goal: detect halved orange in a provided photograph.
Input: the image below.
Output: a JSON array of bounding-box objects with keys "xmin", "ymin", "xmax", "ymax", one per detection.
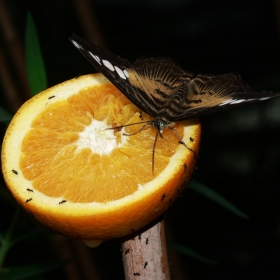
[{"xmin": 1, "ymin": 73, "xmax": 200, "ymax": 246}]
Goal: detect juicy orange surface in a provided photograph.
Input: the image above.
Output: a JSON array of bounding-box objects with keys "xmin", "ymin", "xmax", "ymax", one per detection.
[{"xmin": 20, "ymin": 84, "xmax": 184, "ymax": 202}]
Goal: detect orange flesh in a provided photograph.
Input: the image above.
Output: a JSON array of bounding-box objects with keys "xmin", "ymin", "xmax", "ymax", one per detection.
[{"xmin": 20, "ymin": 84, "xmax": 184, "ymax": 203}]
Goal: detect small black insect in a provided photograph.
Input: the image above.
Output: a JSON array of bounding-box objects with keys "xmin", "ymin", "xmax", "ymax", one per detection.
[
  {"xmin": 125, "ymin": 248, "xmax": 130, "ymax": 255},
  {"xmin": 190, "ymin": 137, "xmax": 194, "ymax": 142},
  {"xmin": 48, "ymin": 95, "xmax": 55, "ymax": 99},
  {"xmin": 144, "ymin": 261, "xmax": 148, "ymax": 269},
  {"xmin": 26, "ymin": 188, "xmax": 33, "ymax": 192},
  {"xmin": 161, "ymin": 193, "xmax": 166, "ymax": 201},
  {"xmin": 169, "ymin": 262, "xmax": 173, "ymax": 274},
  {"xmin": 138, "ymin": 234, "xmax": 142, "ymax": 240},
  {"xmin": 133, "ymin": 272, "xmax": 141, "ymax": 276},
  {"xmin": 26, "ymin": 198, "xmax": 32, "ymax": 203},
  {"xmin": 146, "ymin": 238, "xmax": 149, "ymax": 245},
  {"xmin": 59, "ymin": 200, "xmax": 67, "ymax": 204},
  {"xmin": 12, "ymin": 169, "xmax": 18, "ymax": 175}
]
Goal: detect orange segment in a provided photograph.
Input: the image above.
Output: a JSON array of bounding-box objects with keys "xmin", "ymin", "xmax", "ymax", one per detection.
[{"xmin": 1, "ymin": 73, "xmax": 200, "ymax": 244}]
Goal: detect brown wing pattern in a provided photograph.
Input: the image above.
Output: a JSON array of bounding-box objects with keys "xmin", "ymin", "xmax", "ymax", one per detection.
[
  {"xmin": 69, "ymin": 34, "xmax": 192, "ymax": 117},
  {"xmin": 69, "ymin": 35, "xmax": 156, "ymax": 114},
  {"xmin": 157, "ymin": 73, "xmax": 279, "ymax": 121},
  {"xmin": 125, "ymin": 58, "xmax": 193, "ymax": 114},
  {"xmin": 70, "ymin": 34, "xmax": 279, "ymax": 122}
]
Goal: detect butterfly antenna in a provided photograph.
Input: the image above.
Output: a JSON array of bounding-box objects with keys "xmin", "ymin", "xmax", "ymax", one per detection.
[
  {"xmin": 152, "ymin": 129, "xmax": 160, "ymax": 175},
  {"xmin": 168, "ymin": 127, "xmax": 197, "ymax": 158},
  {"xmin": 105, "ymin": 121, "xmax": 150, "ymax": 131},
  {"xmin": 123, "ymin": 122, "xmax": 151, "ymax": 136}
]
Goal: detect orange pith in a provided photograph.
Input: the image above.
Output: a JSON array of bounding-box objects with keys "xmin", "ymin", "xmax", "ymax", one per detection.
[{"xmin": 1, "ymin": 73, "xmax": 200, "ymax": 242}]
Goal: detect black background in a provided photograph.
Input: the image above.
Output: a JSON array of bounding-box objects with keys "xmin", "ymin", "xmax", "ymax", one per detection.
[{"xmin": 1, "ymin": 0, "xmax": 280, "ymax": 279}]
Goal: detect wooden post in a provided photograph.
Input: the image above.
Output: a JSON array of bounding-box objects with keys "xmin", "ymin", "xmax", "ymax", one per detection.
[{"xmin": 121, "ymin": 216, "xmax": 171, "ymax": 280}]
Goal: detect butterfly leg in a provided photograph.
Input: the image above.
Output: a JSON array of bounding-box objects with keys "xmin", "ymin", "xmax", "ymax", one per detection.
[
  {"xmin": 168, "ymin": 127, "xmax": 197, "ymax": 158},
  {"xmin": 105, "ymin": 121, "xmax": 150, "ymax": 134},
  {"xmin": 123, "ymin": 122, "xmax": 151, "ymax": 136},
  {"xmin": 152, "ymin": 129, "xmax": 160, "ymax": 175}
]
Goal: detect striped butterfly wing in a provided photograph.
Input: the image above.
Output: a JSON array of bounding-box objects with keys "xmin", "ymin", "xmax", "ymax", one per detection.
[
  {"xmin": 70, "ymin": 34, "xmax": 280, "ymax": 122},
  {"xmin": 158, "ymin": 72, "xmax": 280, "ymax": 121},
  {"xmin": 70, "ymin": 34, "xmax": 193, "ymax": 117},
  {"xmin": 127, "ymin": 58, "xmax": 194, "ymax": 116}
]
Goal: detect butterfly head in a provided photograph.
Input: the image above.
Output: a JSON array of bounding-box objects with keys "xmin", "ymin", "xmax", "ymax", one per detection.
[{"xmin": 151, "ymin": 117, "xmax": 174, "ymax": 133}]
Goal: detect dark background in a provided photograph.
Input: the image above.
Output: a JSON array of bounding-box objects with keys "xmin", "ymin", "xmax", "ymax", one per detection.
[{"xmin": 1, "ymin": 0, "xmax": 280, "ymax": 279}]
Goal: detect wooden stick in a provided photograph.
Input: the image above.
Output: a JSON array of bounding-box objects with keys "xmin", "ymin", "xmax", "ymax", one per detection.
[
  {"xmin": 0, "ymin": 45, "xmax": 22, "ymax": 112},
  {"xmin": 0, "ymin": 0, "xmax": 31, "ymax": 101},
  {"xmin": 121, "ymin": 216, "xmax": 171, "ymax": 280}
]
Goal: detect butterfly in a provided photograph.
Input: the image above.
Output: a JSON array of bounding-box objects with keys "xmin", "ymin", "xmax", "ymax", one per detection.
[{"xmin": 69, "ymin": 34, "xmax": 279, "ymax": 171}]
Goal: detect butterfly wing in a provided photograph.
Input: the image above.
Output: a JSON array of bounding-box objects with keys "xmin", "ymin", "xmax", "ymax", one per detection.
[
  {"xmin": 69, "ymin": 34, "xmax": 193, "ymax": 117},
  {"xmin": 160, "ymin": 72, "xmax": 280, "ymax": 121},
  {"xmin": 70, "ymin": 35, "xmax": 279, "ymax": 122}
]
